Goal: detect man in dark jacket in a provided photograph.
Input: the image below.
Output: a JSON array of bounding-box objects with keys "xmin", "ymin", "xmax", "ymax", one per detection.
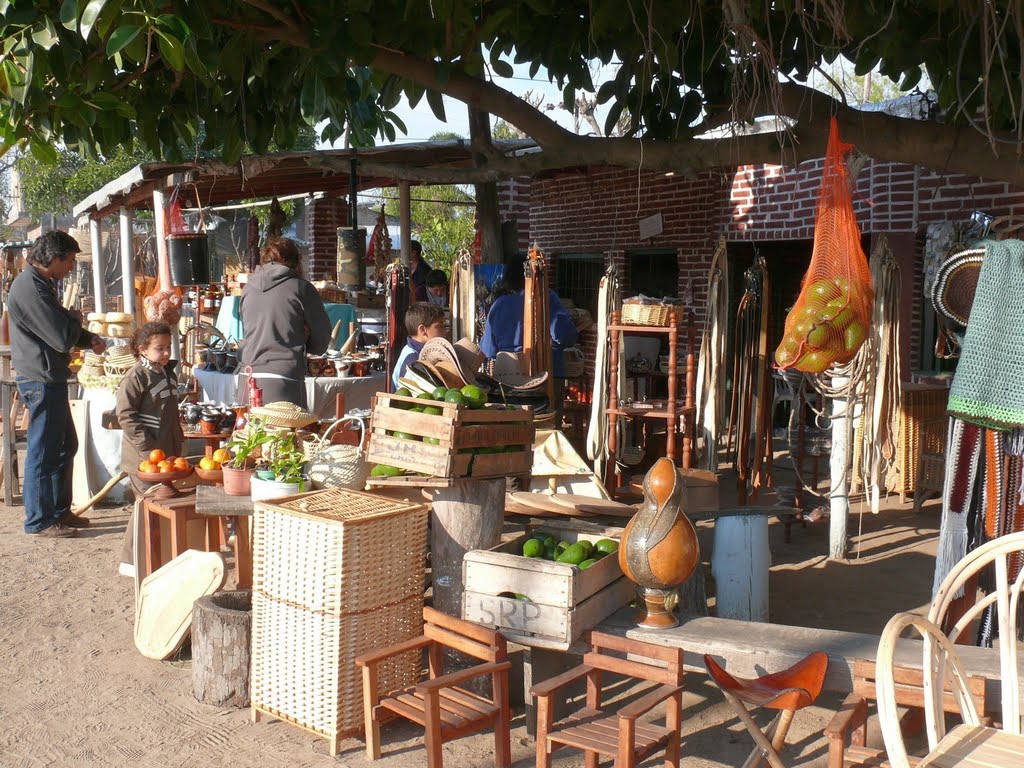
[
  {"xmin": 8, "ymin": 231, "xmax": 105, "ymax": 537},
  {"xmin": 238, "ymin": 238, "xmax": 331, "ymax": 408}
]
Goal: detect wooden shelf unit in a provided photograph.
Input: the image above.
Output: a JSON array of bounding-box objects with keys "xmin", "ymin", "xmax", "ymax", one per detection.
[{"xmin": 604, "ymin": 310, "xmax": 697, "ymax": 494}]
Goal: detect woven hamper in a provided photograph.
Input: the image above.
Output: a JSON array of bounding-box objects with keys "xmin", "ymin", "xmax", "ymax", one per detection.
[{"xmin": 250, "ymin": 488, "xmax": 428, "ymax": 754}]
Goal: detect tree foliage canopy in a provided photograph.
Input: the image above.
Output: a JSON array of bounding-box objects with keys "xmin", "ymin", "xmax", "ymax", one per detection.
[{"xmin": 3, "ymin": 1, "xmax": 1024, "ymax": 183}]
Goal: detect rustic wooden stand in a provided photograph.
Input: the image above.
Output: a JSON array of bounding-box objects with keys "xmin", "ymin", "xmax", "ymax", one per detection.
[{"xmin": 604, "ymin": 311, "xmax": 696, "ymax": 496}]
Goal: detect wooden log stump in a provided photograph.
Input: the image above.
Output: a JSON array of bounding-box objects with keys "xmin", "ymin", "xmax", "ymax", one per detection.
[
  {"xmin": 429, "ymin": 477, "xmax": 504, "ymax": 695},
  {"xmin": 192, "ymin": 590, "xmax": 251, "ymax": 708}
]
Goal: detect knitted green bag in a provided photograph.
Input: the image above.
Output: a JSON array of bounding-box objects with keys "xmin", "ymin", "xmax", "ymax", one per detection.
[{"xmin": 947, "ymin": 239, "xmax": 1024, "ymax": 429}]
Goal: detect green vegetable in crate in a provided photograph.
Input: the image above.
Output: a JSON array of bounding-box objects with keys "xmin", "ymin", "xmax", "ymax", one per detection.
[
  {"xmin": 370, "ymin": 464, "xmax": 402, "ymax": 477},
  {"xmin": 579, "ymin": 558, "xmax": 598, "ymax": 570},
  {"xmin": 423, "ymin": 436, "xmax": 441, "ymax": 445},
  {"xmin": 594, "ymin": 538, "xmax": 619, "ymax": 555},
  {"xmin": 417, "ymin": 392, "xmax": 436, "ymax": 401},
  {"xmin": 430, "ymin": 386, "xmax": 448, "ymax": 401},
  {"xmin": 393, "ymin": 387, "xmax": 413, "ymax": 406},
  {"xmin": 577, "ymin": 540, "xmax": 594, "ymax": 557},
  {"xmin": 461, "ymin": 385, "xmax": 488, "ymax": 409},
  {"xmin": 422, "ymin": 405, "xmax": 443, "ymax": 416},
  {"xmin": 522, "ymin": 538, "xmax": 544, "ymax": 558},
  {"xmin": 444, "ymin": 388, "xmax": 467, "ymax": 406},
  {"xmin": 556, "ymin": 543, "xmax": 589, "ymax": 565},
  {"xmin": 392, "ymin": 431, "xmax": 419, "ymax": 441}
]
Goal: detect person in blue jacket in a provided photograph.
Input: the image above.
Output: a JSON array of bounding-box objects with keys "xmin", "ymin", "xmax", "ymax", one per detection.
[{"xmin": 480, "ymin": 257, "xmax": 578, "ymax": 411}]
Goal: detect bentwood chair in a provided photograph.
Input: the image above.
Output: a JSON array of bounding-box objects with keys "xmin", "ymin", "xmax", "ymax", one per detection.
[{"xmin": 876, "ymin": 531, "xmax": 1024, "ymax": 767}]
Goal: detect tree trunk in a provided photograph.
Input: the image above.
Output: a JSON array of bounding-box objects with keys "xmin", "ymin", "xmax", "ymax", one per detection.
[
  {"xmin": 192, "ymin": 590, "xmax": 252, "ymax": 708},
  {"xmin": 829, "ymin": 376, "xmax": 850, "ymax": 560},
  {"xmin": 469, "ymin": 106, "xmax": 503, "ymax": 264}
]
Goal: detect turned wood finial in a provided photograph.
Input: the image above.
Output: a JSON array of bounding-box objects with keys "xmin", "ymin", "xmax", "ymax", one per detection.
[{"xmin": 645, "ymin": 457, "xmax": 680, "ymax": 510}]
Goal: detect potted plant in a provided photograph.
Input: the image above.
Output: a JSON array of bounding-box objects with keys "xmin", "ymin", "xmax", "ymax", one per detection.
[
  {"xmin": 222, "ymin": 419, "xmax": 272, "ymax": 496},
  {"xmin": 250, "ymin": 432, "xmax": 308, "ymax": 502}
]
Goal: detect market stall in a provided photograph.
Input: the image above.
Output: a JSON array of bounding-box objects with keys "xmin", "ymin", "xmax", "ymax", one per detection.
[{"xmin": 193, "ymin": 368, "xmax": 385, "ymax": 417}]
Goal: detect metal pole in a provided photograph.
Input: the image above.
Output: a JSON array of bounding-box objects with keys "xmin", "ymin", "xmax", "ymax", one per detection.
[
  {"xmin": 89, "ymin": 219, "xmax": 104, "ymax": 312},
  {"xmin": 118, "ymin": 207, "xmax": 135, "ymax": 314}
]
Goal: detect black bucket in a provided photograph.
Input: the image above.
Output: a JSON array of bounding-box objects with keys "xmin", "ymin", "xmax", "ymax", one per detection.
[{"xmin": 168, "ymin": 233, "xmax": 210, "ymax": 286}]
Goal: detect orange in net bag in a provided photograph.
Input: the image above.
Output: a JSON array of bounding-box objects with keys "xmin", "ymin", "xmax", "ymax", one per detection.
[{"xmin": 775, "ymin": 118, "xmax": 873, "ymax": 374}]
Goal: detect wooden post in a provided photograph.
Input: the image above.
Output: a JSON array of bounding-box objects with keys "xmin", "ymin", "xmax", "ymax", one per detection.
[
  {"xmin": 192, "ymin": 590, "xmax": 252, "ymax": 707},
  {"xmin": 89, "ymin": 218, "xmax": 105, "ymax": 313},
  {"xmin": 605, "ymin": 312, "xmax": 621, "ymax": 493},
  {"xmin": 399, "ymin": 181, "xmax": 412, "ymax": 266},
  {"xmin": 430, "ymin": 477, "xmax": 504, "ymax": 696},
  {"xmin": 829, "ymin": 375, "xmax": 850, "ymax": 560},
  {"xmin": 119, "ymin": 206, "xmax": 135, "ymax": 314}
]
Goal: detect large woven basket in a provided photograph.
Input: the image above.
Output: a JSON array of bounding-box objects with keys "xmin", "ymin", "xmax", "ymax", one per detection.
[
  {"xmin": 621, "ymin": 302, "xmax": 672, "ymax": 327},
  {"xmin": 250, "ymin": 489, "xmax": 428, "ymax": 748},
  {"xmin": 305, "ymin": 417, "xmax": 370, "ymax": 491}
]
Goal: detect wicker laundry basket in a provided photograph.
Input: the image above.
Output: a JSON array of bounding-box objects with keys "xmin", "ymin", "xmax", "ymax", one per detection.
[{"xmin": 250, "ymin": 488, "xmax": 428, "ymax": 754}]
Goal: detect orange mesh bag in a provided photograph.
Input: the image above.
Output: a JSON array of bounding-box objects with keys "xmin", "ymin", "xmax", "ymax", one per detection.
[{"xmin": 775, "ymin": 118, "xmax": 873, "ymax": 374}]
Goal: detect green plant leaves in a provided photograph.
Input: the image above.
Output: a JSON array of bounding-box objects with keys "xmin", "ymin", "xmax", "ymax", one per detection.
[
  {"xmin": 79, "ymin": 0, "xmax": 108, "ymax": 40},
  {"xmin": 59, "ymin": 0, "xmax": 79, "ymax": 30},
  {"xmin": 156, "ymin": 31, "xmax": 185, "ymax": 71},
  {"xmin": 105, "ymin": 24, "xmax": 140, "ymax": 57},
  {"xmin": 300, "ymin": 74, "xmax": 326, "ymax": 124}
]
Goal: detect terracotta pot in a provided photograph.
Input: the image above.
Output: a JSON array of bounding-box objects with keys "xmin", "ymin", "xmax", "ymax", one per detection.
[
  {"xmin": 618, "ymin": 457, "xmax": 700, "ymax": 629},
  {"xmin": 222, "ymin": 464, "xmax": 254, "ymax": 496}
]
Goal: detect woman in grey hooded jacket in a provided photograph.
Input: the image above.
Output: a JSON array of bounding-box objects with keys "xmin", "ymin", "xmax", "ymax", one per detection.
[{"xmin": 237, "ymin": 238, "xmax": 331, "ymax": 408}]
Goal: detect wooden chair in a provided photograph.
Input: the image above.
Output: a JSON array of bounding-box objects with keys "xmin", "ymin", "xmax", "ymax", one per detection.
[
  {"xmin": 912, "ymin": 417, "xmax": 948, "ymax": 513},
  {"xmin": 532, "ymin": 631, "xmax": 685, "ymax": 768},
  {"xmin": 354, "ymin": 606, "xmax": 511, "ymax": 768},
  {"xmin": 703, "ymin": 650, "xmax": 829, "ymax": 768},
  {"xmin": 823, "ymin": 660, "xmax": 987, "ymax": 768},
  {"xmin": 877, "ymin": 531, "xmax": 1024, "ymax": 767}
]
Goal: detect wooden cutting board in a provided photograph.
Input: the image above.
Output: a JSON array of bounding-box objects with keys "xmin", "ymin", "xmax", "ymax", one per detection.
[
  {"xmin": 544, "ymin": 493, "xmax": 637, "ymax": 518},
  {"xmin": 504, "ymin": 493, "xmax": 555, "ymax": 517},
  {"xmin": 135, "ymin": 550, "xmax": 226, "ymax": 660}
]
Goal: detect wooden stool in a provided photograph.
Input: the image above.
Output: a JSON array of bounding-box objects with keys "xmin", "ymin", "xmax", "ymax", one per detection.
[{"xmin": 704, "ymin": 651, "xmax": 829, "ymax": 768}]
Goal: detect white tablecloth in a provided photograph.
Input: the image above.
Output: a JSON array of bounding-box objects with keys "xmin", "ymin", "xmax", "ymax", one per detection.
[
  {"xmin": 77, "ymin": 387, "xmax": 130, "ymax": 504},
  {"xmin": 194, "ymin": 369, "xmax": 385, "ymax": 418}
]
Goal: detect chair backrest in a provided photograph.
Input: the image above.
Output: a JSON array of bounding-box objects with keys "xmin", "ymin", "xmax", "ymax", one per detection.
[
  {"xmin": 927, "ymin": 531, "xmax": 1024, "ymax": 738},
  {"xmin": 851, "ymin": 659, "xmax": 987, "ymax": 715},
  {"xmin": 583, "ymin": 631, "xmax": 684, "ymax": 686},
  {"xmin": 423, "ymin": 606, "xmax": 507, "ymax": 663}
]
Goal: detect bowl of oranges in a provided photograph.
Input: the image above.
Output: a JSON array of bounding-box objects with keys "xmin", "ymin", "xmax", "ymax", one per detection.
[
  {"xmin": 194, "ymin": 448, "xmax": 232, "ymax": 485},
  {"xmin": 137, "ymin": 450, "xmax": 193, "ymax": 497}
]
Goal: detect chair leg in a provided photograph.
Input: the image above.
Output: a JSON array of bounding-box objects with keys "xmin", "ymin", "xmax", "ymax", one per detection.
[
  {"xmin": 361, "ymin": 666, "xmax": 382, "ymax": 760},
  {"xmin": 424, "ymin": 690, "xmax": 443, "ymax": 768},
  {"xmin": 616, "ymin": 717, "xmax": 636, "ymax": 768},
  {"xmin": 664, "ymin": 694, "xmax": 682, "ymax": 767},
  {"xmin": 535, "ymin": 695, "xmax": 553, "ymax": 768},
  {"xmin": 723, "ymin": 690, "xmax": 787, "ymax": 768},
  {"xmin": 493, "ymin": 670, "xmax": 511, "ymax": 768}
]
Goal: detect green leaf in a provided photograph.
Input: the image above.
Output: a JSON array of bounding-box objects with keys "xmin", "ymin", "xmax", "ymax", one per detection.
[
  {"xmin": 562, "ymin": 83, "xmax": 574, "ymax": 111},
  {"xmin": 0, "ymin": 0, "xmax": 11, "ymax": 14},
  {"xmin": 299, "ymin": 74, "xmax": 326, "ymax": 124},
  {"xmin": 156, "ymin": 31, "xmax": 185, "ymax": 71},
  {"xmin": 59, "ymin": 0, "xmax": 79, "ymax": 30},
  {"xmin": 29, "ymin": 138, "xmax": 58, "ymax": 164},
  {"xmin": 105, "ymin": 25, "xmax": 141, "ymax": 57},
  {"xmin": 80, "ymin": 0, "xmax": 108, "ymax": 40},
  {"xmin": 426, "ymin": 89, "xmax": 446, "ymax": 122},
  {"xmin": 32, "ymin": 18, "xmax": 59, "ymax": 50}
]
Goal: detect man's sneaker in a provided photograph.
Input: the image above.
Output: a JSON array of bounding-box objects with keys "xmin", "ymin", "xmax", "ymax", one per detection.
[
  {"xmin": 59, "ymin": 513, "xmax": 90, "ymax": 528},
  {"xmin": 29, "ymin": 524, "xmax": 79, "ymax": 539}
]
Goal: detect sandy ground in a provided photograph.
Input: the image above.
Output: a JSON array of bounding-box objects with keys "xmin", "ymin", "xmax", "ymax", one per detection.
[{"xmin": 0, "ymin": 473, "xmax": 941, "ymax": 768}]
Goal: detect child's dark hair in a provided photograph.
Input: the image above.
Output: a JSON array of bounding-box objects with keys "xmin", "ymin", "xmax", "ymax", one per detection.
[
  {"xmin": 131, "ymin": 322, "xmax": 172, "ymax": 357},
  {"xmin": 426, "ymin": 269, "xmax": 448, "ymax": 289},
  {"xmin": 405, "ymin": 302, "xmax": 445, "ymax": 337}
]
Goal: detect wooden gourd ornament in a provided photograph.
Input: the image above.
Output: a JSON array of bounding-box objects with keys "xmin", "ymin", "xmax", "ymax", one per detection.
[{"xmin": 618, "ymin": 457, "xmax": 700, "ymax": 628}]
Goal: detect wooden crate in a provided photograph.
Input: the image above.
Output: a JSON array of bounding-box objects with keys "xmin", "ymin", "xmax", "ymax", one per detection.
[
  {"xmin": 367, "ymin": 393, "xmax": 535, "ymax": 479},
  {"xmin": 462, "ymin": 523, "xmax": 632, "ymax": 649}
]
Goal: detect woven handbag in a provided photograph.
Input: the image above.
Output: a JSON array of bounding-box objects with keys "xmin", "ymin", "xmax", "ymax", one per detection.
[{"xmin": 306, "ymin": 416, "xmax": 370, "ymax": 491}]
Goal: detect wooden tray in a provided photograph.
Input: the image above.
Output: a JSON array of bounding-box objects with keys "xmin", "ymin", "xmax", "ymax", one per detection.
[
  {"xmin": 545, "ymin": 494, "xmax": 637, "ymax": 518},
  {"xmin": 135, "ymin": 550, "xmax": 226, "ymax": 660}
]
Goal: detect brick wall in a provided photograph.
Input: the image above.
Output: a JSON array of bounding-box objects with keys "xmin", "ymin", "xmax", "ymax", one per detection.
[{"xmin": 305, "ymin": 196, "xmax": 349, "ymax": 281}]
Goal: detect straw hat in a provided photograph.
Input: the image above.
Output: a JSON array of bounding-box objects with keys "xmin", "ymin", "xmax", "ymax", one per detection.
[
  {"xmin": 249, "ymin": 401, "xmax": 318, "ymax": 429},
  {"xmin": 420, "ymin": 337, "xmax": 486, "ymax": 387},
  {"xmin": 932, "ymin": 246, "xmax": 985, "ymax": 328}
]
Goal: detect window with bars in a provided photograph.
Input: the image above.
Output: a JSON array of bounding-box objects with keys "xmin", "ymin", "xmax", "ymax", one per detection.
[{"xmin": 554, "ymin": 253, "xmax": 605, "ymax": 314}]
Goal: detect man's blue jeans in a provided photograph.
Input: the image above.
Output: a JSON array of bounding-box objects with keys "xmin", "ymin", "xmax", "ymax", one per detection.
[{"xmin": 15, "ymin": 379, "xmax": 77, "ymax": 533}]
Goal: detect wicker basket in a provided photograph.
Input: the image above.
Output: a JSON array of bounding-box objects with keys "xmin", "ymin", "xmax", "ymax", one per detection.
[
  {"xmin": 250, "ymin": 488, "xmax": 428, "ymax": 749},
  {"xmin": 621, "ymin": 302, "xmax": 673, "ymax": 327},
  {"xmin": 103, "ymin": 361, "xmax": 134, "ymax": 377}
]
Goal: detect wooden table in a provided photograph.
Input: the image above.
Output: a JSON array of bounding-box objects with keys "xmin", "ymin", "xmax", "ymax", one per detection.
[
  {"xmin": 1, "ymin": 375, "xmax": 21, "ymax": 505},
  {"xmin": 183, "ymin": 430, "xmax": 232, "ymax": 459},
  {"xmin": 143, "ymin": 488, "xmax": 251, "ymax": 589}
]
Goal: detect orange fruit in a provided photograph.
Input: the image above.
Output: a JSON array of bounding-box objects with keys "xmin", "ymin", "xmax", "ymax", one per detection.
[
  {"xmin": 199, "ymin": 457, "xmax": 219, "ymax": 471},
  {"xmin": 149, "ymin": 449, "xmax": 166, "ymax": 463},
  {"xmin": 173, "ymin": 458, "xmax": 189, "ymax": 471},
  {"xmin": 159, "ymin": 463, "xmax": 174, "ymax": 473},
  {"xmin": 139, "ymin": 460, "xmax": 157, "ymax": 473},
  {"xmin": 212, "ymin": 448, "xmax": 231, "ymax": 464}
]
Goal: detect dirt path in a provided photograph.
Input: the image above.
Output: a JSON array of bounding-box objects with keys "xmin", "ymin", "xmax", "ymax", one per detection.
[{"xmin": 0, "ymin": 495, "xmax": 940, "ymax": 767}]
